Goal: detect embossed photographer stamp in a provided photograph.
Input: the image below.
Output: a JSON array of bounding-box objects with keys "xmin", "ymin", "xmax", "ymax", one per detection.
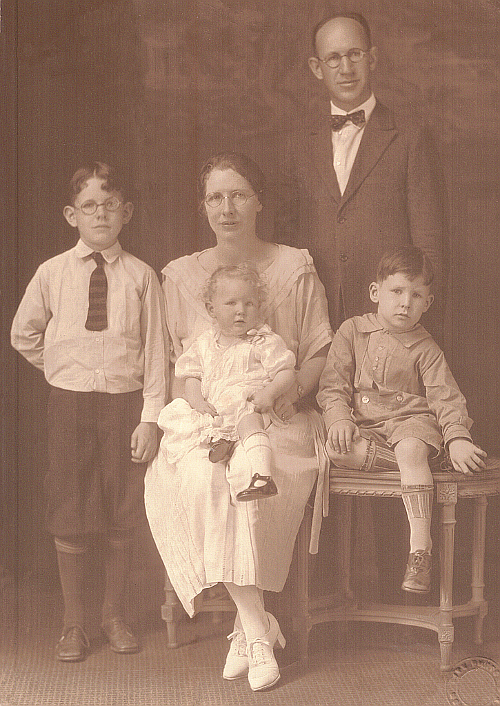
[{"xmin": 446, "ymin": 657, "xmax": 500, "ymax": 706}]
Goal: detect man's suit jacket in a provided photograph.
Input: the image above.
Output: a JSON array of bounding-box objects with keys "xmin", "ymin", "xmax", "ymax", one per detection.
[{"xmin": 276, "ymin": 100, "xmax": 448, "ymax": 338}]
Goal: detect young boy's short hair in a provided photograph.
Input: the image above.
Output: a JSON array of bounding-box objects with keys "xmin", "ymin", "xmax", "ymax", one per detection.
[
  {"xmin": 376, "ymin": 245, "xmax": 434, "ymax": 287},
  {"xmin": 68, "ymin": 161, "xmax": 132, "ymax": 204}
]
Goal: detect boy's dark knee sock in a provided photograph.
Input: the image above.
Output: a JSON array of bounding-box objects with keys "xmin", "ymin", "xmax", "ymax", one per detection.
[
  {"xmin": 54, "ymin": 536, "xmax": 87, "ymax": 630},
  {"xmin": 102, "ymin": 529, "xmax": 134, "ymax": 624}
]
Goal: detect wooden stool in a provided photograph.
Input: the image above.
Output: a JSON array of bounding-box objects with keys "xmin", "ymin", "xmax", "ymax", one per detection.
[{"xmin": 295, "ymin": 460, "xmax": 500, "ymax": 671}]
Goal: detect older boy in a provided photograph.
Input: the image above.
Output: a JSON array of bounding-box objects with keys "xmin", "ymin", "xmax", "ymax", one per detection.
[
  {"xmin": 11, "ymin": 162, "xmax": 168, "ymax": 661},
  {"xmin": 317, "ymin": 246, "xmax": 485, "ymax": 593}
]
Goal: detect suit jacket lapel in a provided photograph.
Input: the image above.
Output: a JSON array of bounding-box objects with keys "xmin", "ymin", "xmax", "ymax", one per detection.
[
  {"xmin": 309, "ymin": 120, "xmax": 342, "ymax": 203},
  {"xmin": 341, "ymin": 102, "xmax": 398, "ymax": 206}
]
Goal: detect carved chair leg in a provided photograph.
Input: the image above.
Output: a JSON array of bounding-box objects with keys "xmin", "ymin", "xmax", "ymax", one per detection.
[
  {"xmin": 472, "ymin": 495, "xmax": 488, "ymax": 645},
  {"xmin": 438, "ymin": 483, "xmax": 457, "ymax": 672}
]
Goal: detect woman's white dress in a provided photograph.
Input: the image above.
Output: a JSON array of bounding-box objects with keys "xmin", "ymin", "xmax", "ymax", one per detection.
[
  {"xmin": 159, "ymin": 324, "xmax": 295, "ymax": 465},
  {"xmin": 145, "ymin": 244, "xmax": 332, "ymax": 616}
]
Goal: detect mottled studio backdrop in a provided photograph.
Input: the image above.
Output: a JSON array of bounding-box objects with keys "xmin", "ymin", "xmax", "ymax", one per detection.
[{"xmin": 4, "ymin": 0, "xmax": 500, "ymax": 579}]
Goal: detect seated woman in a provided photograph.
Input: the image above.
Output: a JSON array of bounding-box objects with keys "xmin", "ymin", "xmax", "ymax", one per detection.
[{"xmin": 145, "ymin": 152, "xmax": 332, "ymax": 692}]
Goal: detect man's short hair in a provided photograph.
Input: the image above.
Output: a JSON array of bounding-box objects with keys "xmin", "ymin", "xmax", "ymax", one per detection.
[
  {"xmin": 68, "ymin": 162, "xmax": 131, "ymax": 205},
  {"xmin": 312, "ymin": 12, "xmax": 372, "ymax": 55},
  {"xmin": 376, "ymin": 245, "xmax": 434, "ymax": 286}
]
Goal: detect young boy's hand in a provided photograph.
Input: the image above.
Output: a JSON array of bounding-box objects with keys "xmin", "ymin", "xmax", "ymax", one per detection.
[
  {"xmin": 131, "ymin": 422, "xmax": 159, "ymax": 464},
  {"xmin": 328, "ymin": 419, "xmax": 360, "ymax": 455},
  {"xmin": 448, "ymin": 438, "xmax": 487, "ymax": 475}
]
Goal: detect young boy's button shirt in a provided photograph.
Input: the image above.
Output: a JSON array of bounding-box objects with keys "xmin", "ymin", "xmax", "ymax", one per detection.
[
  {"xmin": 11, "ymin": 239, "xmax": 168, "ymax": 422},
  {"xmin": 317, "ymin": 313, "xmax": 472, "ymax": 446}
]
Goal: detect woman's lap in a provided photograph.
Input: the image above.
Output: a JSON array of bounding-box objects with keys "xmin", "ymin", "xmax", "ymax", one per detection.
[{"xmin": 144, "ymin": 411, "xmax": 318, "ymax": 615}]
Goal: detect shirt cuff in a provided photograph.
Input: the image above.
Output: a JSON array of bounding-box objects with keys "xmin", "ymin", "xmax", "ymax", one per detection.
[
  {"xmin": 443, "ymin": 425, "xmax": 473, "ymax": 447},
  {"xmin": 140, "ymin": 398, "xmax": 165, "ymax": 424},
  {"xmin": 324, "ymin": 407, "xmax": 354, "ymax": 431}
]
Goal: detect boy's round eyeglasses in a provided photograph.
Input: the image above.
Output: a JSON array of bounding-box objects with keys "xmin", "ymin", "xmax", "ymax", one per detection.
[
  {"xmin": 75, "ymin": 197, "xmax": 123, "ymax": 215},
  {"xmin": 205, "ymin": 191, "xmax": 257, "ymax": 208},
  {"xmin": 318, "ymin": 48, "xmax": 370, "ymax": 69}
]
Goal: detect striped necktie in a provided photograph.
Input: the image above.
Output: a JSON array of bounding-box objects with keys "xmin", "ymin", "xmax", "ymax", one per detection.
[{"xmin": 85, "ymin": 251, "xmax": 108, "ymax": 331}]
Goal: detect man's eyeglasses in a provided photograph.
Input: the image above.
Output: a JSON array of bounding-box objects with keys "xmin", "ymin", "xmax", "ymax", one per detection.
[
  {"xmin": 205, "ymin": 190, "xmax": 257, "ymax": 208},
  {"xmin": 318, "ymin": 48, "xmax": 370, "ymax": 69},
  {"xmin": 74, "ymin": 196, "xmax": 123, "ymax": 215}
]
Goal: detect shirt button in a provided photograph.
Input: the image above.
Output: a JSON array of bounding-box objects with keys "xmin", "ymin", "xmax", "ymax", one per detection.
[
  {"xmin": 362, "ymin": 396, "xmax": 369, "ymax": 404},
  {"xmin": 339, "ymin": 253, "xmax": 349, "ymax": 262},
  {"xmin": 375, "ymin": 356, "xmax": 379, "ymax": 361},
  {"xmin": 337, "ymin": 215, "xmax": 346, "ymax": 224},
  {"xmin": 95, "ymin": 369, "xmax": 100, "ymax": 374},
  {"xmin": 378, "ymin": 346, "xmax": 384, "ymax": 350},
  {"xmin": 335, "ymin": 160, "xmax": 341, "ymax": 166},
  {"xmin": 396, "ymin": 394, "xmax": 403, "ymax": 402}
]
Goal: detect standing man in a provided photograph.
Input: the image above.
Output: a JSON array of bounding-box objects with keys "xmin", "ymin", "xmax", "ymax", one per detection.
[{"xmin": 277, "ymin": 12, "xmax": 447, "ymax": 339}]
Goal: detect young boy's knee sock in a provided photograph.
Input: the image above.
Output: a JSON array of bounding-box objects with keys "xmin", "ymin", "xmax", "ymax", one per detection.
[
  {"xmin": 241, "ymin": 431, "xmax": 272, "ymax": 482},
  {"xmin": 401, "ymin": 484, "xmax": 434, "ymax": 554},
  {"xmin": 55, "ymin": 537, "xmax": 87, "ymax": 630},
  {"xmin": 102, "ymin": 532, "xmax": 132, "ymax": 624}
]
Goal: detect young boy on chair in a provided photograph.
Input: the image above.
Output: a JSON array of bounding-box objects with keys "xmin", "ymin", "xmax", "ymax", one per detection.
[{"xmin": 317, "ymin": 245, "xmax": 486, "ymax": 593}]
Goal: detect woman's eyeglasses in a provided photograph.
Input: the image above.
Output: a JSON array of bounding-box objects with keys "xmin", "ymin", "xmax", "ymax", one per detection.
[{"xmin": 204, "ymin": 191, "xmax": 257, "ymax": 208}]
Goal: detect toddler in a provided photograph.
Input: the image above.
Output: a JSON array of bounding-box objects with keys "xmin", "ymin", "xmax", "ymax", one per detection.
[
  {"xmin": 158, "ymin": 263, "xmax": 296, "ymax": 501},
  {"xmin": 317, "ymin": 246, "xmax": 486, "ymax": 593}
]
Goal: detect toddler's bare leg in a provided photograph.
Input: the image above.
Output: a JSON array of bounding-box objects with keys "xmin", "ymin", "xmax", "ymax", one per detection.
[{"xmin": 394, "ymin": 438, "xmax": 433, "ymax": 553}]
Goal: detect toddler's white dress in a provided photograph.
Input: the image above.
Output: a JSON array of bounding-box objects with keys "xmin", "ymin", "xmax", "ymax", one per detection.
[{"xmin": 158, "ymin": 324, "xmax": 295, "ymax": 465}]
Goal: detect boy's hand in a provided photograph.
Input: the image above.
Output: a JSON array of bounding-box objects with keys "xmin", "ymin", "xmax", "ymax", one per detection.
[
  {"xmin": 131, "ymin": 422, "xmax": 159, "ymax": 464},
  {"xmin": 248, "ymin": 387, "xmax": 276, "ymax": 414},
  {"xmin": 328, "ymin": 419, "xmax": 360, "ymax": 455},
  {"xmin": 448, "ymin": 438, "xmax": 487, "ymax": 475}
]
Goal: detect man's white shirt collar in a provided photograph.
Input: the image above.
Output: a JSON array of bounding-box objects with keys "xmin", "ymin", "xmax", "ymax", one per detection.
[{"xmin": 330, "ymin": 92, "xmax": 376, "ymax": 121}]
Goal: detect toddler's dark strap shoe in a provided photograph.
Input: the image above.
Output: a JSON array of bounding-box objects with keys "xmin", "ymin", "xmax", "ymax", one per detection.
[
  {"xmin": 236, "ymin": 474, "xmax": 278, "ymax": 502},
  {"xmin": 401, "ymin": 550, "xmax": 431, "ymax": 594},
  {"xmin": 102, "ymin": 617, "xmax": 139, "ymax": 654},
  {"xmin": 56, "ymin": 625, "xmax": 89, "ymax": 662},
  {"xmin": 208, "ymin": 438, "xmax": 237, "ymax": 463}
]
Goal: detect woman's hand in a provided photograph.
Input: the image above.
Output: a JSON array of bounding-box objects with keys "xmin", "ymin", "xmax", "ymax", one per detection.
[
  {"xmin": 448, "ymin": 438, "xmax": 487, "ymax": 475},
  {"xmin": 248, "ymin": 388, "xmax": 276, "ymax": 414},
  {"xmin": 273, "ymin": 390, "xmax": 298, "ymax": 422}
]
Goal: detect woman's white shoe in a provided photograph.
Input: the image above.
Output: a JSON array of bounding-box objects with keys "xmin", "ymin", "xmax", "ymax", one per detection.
[
  {"xmin": 247, "ymin": 612, "xmax": 286, "ymax": 691},
  {"xmin": 222, "ymin": 629, "xmax": 248, "ymax": 680}
]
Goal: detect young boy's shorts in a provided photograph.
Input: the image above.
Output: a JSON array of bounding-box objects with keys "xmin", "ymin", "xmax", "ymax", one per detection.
[{"xmin": 45, "ymin": 387, "xmax": 147, "ymax": 537}]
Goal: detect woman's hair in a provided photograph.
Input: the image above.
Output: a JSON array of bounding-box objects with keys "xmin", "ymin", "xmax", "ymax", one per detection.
[
  {"xmin": 68, "ymin": 161, "xmax": 131, "ymax": 204},
  {"xmin": 376, "ymin": 245, "xmax": 434, "ymax": 286},
  {"xmin": 198, "ymin": 152, "xmax": 265, "ymax": 206},
  {"xmin": 202, "ymin": 263, "xmax": 268, "ymax": 307}
]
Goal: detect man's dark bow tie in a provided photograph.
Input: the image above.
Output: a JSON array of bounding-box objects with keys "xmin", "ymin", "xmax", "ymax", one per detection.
[{"xmin": 330, "ymin": 109, "xmax": 366, "ymax": 131}]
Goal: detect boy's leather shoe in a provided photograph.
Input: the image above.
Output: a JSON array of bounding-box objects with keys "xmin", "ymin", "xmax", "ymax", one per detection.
[
  {"xmin": 401, "ymin": 550, "xmax": 431, "ymax": 593},
  {"xmin": 208, "ymin": 438, "xmax": 236, "ymax": 463},
  {"xmin": 56, "ymin": 625, "xmax": 89, "ymax": 662},
  {"xmin": 236, "ymin": 474, "xmax": 278, "ymax": 502},
  {"xmin": 102, "ymin": 618, "xmax": 139, "ymax": 654}
]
